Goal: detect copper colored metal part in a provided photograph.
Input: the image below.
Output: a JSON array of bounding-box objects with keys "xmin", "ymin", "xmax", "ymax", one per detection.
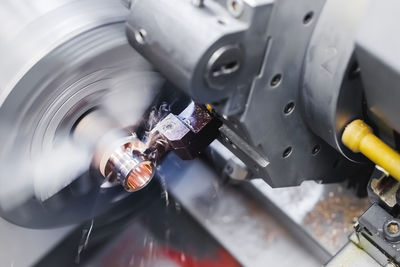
[
  {"xmin": 102, "ymin": 137, "xmax": 155, "ymax": 192},
  {"xmin": 124, "ymin": 161, "xmax": 154, "ymax": 192}
]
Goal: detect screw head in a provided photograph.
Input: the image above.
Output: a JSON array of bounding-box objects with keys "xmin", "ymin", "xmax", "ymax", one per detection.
[
  {"xmin": 383, "ymin": 219, "xmax": 400, "ymax": 242},
  {"xmin": 134, "ymin": 29, "xmax": 147, "ymax": 45}
]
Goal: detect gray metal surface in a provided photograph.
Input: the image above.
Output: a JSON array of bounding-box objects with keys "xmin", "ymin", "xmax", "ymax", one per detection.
[
  {"xmin": 125, "ymin": 0, "xmax": 373, "ymax": 190},
  {"xmin": 356, "ymin": 0, "xmax": 400, "ymax": 135},
  {"xmin": 159, "ymin": 154, "xmax": 322, "ymax": 267},
  {"xmin": 302, "ymin": 0, "xmax": 368, "ymax": 161},
  {"xmin": 0, "ymin": 218, "xmax": 74, "ymax": 267},
  {"xmin": 235, "ymin": 0, "xmax": 363, "ymax": 187},
  {"xmin": 126, "ymin": 0, "xmax": 273, "ymax": 104}
]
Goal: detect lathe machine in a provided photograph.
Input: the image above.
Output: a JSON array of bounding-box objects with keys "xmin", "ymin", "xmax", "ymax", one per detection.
[{"xmin": 1, "ymin": 0, "xmax": 400, "ymax": 266}]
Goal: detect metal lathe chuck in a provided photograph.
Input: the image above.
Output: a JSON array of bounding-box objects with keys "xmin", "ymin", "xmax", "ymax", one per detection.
[{"xmin": 0, "ymin": 0, "xmax": 163, "ymax": 228}]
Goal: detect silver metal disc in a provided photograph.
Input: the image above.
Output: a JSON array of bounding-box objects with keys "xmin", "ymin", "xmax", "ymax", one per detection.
[{"xmin": 0, "ymin": 0, "xmax": 163, "ymax": 228}]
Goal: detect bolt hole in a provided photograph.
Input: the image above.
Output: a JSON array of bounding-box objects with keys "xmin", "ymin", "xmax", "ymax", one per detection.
[
  {"xmin": 282, "ymin": 146, "xmax": 292, "ymax": 158},
  {"xmin": 303, "ymin": 11, "xmax": 314, "ymax": 25},
  {"xmin": 135, "ymin": 29, "xmax": 147, "ymax": 45},
  {"xmin": 312, "ymin": 145, "xmax": 321, "ymax": 155},
  {"xmin": 284, "ymin": 101, "xmax": 295, "ymax": 115},
  {"xmin": 270, "ymin": 73, "xmax": 282, "ymax": 87}
]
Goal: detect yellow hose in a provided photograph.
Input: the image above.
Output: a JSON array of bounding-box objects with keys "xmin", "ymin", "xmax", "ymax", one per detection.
[{"xmin": 342, "ymin": 119, "xmax": 400, "ymax": 181}]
